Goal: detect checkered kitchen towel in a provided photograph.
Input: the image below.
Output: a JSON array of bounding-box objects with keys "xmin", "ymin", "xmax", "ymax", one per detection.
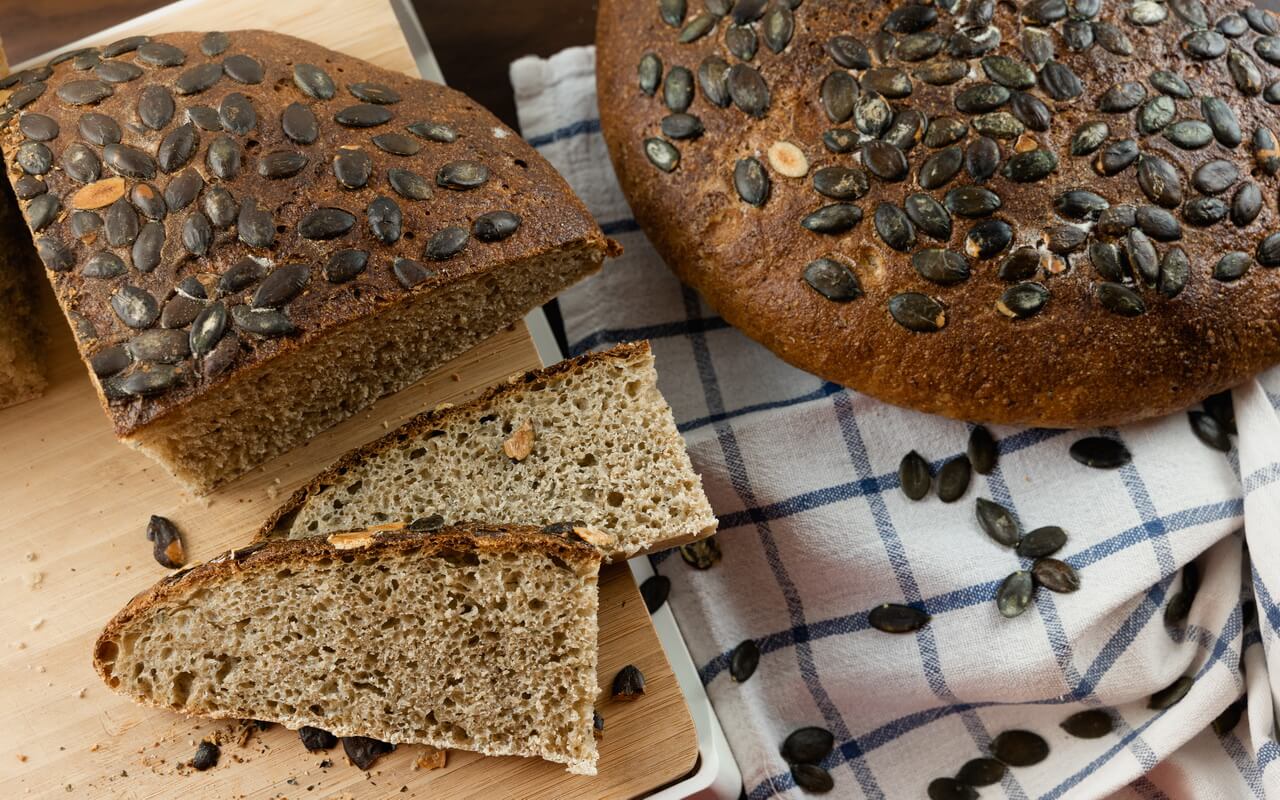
[{"xmin": 511, "ymin": 46, "xmax": 1280, "ymax": 799}]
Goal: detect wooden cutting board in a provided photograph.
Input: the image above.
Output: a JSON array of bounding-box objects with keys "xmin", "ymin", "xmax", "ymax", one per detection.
[{"xmin": 0, "ymin": 1, "xmax": 698, "ymax": 797}]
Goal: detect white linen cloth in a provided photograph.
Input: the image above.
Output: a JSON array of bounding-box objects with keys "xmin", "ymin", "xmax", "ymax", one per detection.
[{"xmin": 511, "ymin": 45, "xmax": 1280, "ymax": 799}]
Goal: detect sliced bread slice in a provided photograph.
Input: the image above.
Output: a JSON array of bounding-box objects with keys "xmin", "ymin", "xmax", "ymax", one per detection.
[
  {"xmin": 257, "ymin": 341, "xmax": 717, "ymax": 560},
  {"xmin": 94, "ymin": 525, "xmax": 602, "ymax": 774}
]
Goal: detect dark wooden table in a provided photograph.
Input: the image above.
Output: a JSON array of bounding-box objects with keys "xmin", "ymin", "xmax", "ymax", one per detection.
[{"xmin": 0, "ymin": 0, "xmax": 597, "ymax": 130}]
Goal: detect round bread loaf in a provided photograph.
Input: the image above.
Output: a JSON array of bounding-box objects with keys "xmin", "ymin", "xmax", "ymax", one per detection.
[{"xmin": 597, "ymin": 0, "xmax": 1280, "ymax": 427}]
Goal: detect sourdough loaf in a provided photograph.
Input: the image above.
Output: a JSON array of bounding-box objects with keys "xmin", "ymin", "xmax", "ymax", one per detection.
[
  {"xmin": 1, "ymin": 30, "xmax": 615, "ymax": 491},
  {"xmin": 259, "ymin": 341, "xmax": 718, "ymax": 561},
  {"xmin": 0, "ymin": 38, "xmax": 47, "ymax": 409},
  {"xmin": 93, "ymin": 524, "xmax": 603, "ymax": 774},
  {"xmin": 597, "ymin": 0, "xmax": 1280, "ymax": 427}
]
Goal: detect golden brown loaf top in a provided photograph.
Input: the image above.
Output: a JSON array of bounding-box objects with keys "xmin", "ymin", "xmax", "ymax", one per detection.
[
  {"xmin": 596, "ymin": 0, "xmax": 1280, "ymax": 427},
  {"xmin": 0, "ymin": 30, "xmax": 611, "ymax": 436}
]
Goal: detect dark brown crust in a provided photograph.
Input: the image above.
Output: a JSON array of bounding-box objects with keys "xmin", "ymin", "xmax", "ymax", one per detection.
[
  {"xmin": 93, "ymin": 523, "xmax": 600, "ymax": 683},
  {"xmin": 2, "ymin": 30, "xmax": 611, "ymax": 436},
  {"xmin": 596, "ymin": 0, "xmax": 1280, "ymax": 428},
  {"xmin": 256, "ymin": 340, "xmax": 652, "ymax": 538}
]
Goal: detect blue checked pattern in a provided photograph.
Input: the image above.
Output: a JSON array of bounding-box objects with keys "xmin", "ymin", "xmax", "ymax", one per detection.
[{"xmin": 511, "ymin": 47, "xmax": 1280, "ymax": 799}]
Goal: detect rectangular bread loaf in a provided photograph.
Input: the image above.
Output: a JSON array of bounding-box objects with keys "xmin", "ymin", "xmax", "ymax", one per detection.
[
  {"xmin": 258, "ymin": 341, "xmax": 718, "ymax": 561},
  {"xmin": 94, "ymin": 524, "xmax": 603, "ymax": 774},
  {"xmin": 0, "ymin": 30, "xmax": 614, "ymax": 492}
]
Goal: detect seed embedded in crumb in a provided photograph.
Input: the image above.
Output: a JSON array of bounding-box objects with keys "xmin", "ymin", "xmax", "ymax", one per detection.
[
  {"xmin": 502, "ymin": 420, "xmax": 535, "ymax": 461},
  {"xmin": 767, "ymin": 141, "xmax": 809, "ymax": 177}
]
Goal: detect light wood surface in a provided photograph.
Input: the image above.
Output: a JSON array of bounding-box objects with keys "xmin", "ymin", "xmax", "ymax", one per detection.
[{"xmin": 0, "ymin": 1, "xmax": 697, "ymax": 797}]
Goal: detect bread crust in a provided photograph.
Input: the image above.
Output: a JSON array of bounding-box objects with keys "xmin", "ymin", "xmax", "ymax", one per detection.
[
  {"xmin": 255, "ymin": 340, "xmax": 653, "ymax": 539},
  {"xmin": 596, "ymin": 0, "xmax": 1280, "ymax": 428},
  {"xmin": 1, "ymin": 30, "xmax": 613, "ymax": 437},
  {"xmin": 94, "ymin": 522, "xmax": 600, "ymax": 683}
]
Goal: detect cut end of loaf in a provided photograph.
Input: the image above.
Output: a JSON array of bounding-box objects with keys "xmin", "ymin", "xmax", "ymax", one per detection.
[
  {"xmin": 123, "ymin": 241, "xmax": 606, "ymax": 494},
  {"xmin": 93, "ymin": 525, "xmax": 602, "ymax": 774},
  {"xmin": 260, "ymin": 341, "xmax": 719, "ymax": 560}
]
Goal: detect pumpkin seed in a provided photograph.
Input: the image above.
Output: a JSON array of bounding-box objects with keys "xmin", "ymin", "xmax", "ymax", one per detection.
[
  {"xmin": 868, "ymin": 603, "xmax": 931, "ymax": 633},
  {"xmin": 951, "ymin": 26, "xmax": 1002, "ymax": 59},
  {"xmin": 727, "ymin": 64, "xmax": 769, "ymax": 117},
  {"xmin": 1032, "ymin": 558, "xmax": 1080, "ymax": 592},
  {"xmin": 36, "ymin": 237, "xmax": 74, "ymax": 272},
  {"xmin": 205, "ymin": 135, "xmax": 242, "ymax": 180},
  {"xmin": 1148, "ymin": 676, "xmax": 1194, "ymax": 709},
  {"xmin": 945, "ymin": 186, "xmax": 1001, "ymax": 217},
  {"xmin": 819, "ymin": 72, "xmax": 857, "ymax": 124},
  {"xmin": 1136, "ymin": 96, "xmax": 1175, "ymax": 135},
  {"xmin": 1246, "ymin": 7, "xmax": 1280, "ymax": 34},
  {"xmin": 689, "ymin": 59, "xmax": 728, "ymax": 111},
  {"xmin": 803, "ymin": 258, "xmax": 861, "ymax": 301},
  {"xmin": 1060, "ymin": 709, "xmax": 1113, "ymax": 739},
  {"xmin": 1126, "ymin": 229, "xmax": 1159, "ymax": 286},
  {"xmin": 968, "ymin": 427, "xmax": 997, "ymax": 474},
  {"xmin": 1002, "ymin": 149, "xmax": 1057, "ymax": 182},
  {"xmin": 964, "ymin": 219, "xmax": 1011, "ymax": 260},
  {"xmin": 232, "ymin": 305, "xmax": 295, "ymax": 336},
  {"xmin": 661, "ymin": 113, "xmax": 703, "ymax": 140},
  {"xmin": 997, "ymin": 282, "xmax": 1049, "ymax": 318},
  {"xmin": 1189, "ymin": 410, "xmax": 1231, "ymax": 450},
  {"xmin": 781, "ymin": 726, "xmax": 834, "ymax": 764},
  {"xmin": 105, "ymin": 198, "xmax": 139, "ymax": 247},
  {"xmin": 1133, "ymin": 206, "xmax": 1180, "ymax": 241},
  {"xmin": 1228, "ymin": 48, "xmax": 1263, "ymax": 95},
  {"xmin": 156, "ymin": 123, "xmax": 198, "ymax": 174},
  {"xmin": 897, "ymin": 32, "xmax": 944, "ymax": 62},
  {"xmin": 726, "ymin": 24, "xmax": 758, "ymax": 61},
  {"xmin": 981, "ymin": 55, "xmax": 1035, "ymax": 89},
  {"xmin": 914, "ymin": 58, "xmax": 968, "ymax": 86},
  {"xmin": 1183, "ymin": 30, "xmax": 1227, "ymax": 59},
  {"xmin": 57, "ymin": 79, "xmax": 113, "ymax": 105},
  {"xmin": 862, "ymin": 67, "xmax": 912, "ymax": 99},
  {"xmin": 15, "ymin": 142, "xmax": 52, "ymax": 175},
  {"xmin": 928, "ymin": 779, "xmax": 977, "ymax": 800},
  {"xmin": 1098, "ymin": 204, "xmax": 1137, "ymax": 236},
  {"xmin": 26, "ymin": 195, "xmax": 58, "ymax": 232},
  {"xmin": 663, "ymin": 66, "xmax": 693, "ymax": 113},
  {"xmin": 1044, "ymin": 225, "xmax": 1083, "ymax": 254},
  {"xmin": 827, "ymin": 35, "xmax": 871, "ymax": 69},
  {"xmin": 1069, "ymin": 436, "xmax": 1131, "ymax": 468},
  {"xmin": 472, "ymin": 210, "xmax": 520, "ymax": 243},
  {"xmin": 1016, "ymin": 526, "xmax": 1067, "ymax": 558},
  {"xmin": 729, "ymin": 640, "xmax": 760, "ymax": 682},
  {"xmin": 1163, "ymin": 120, "xmax": 1213, "ymax": 150},
  {"xmin": 83, "ymin": 250, "xmax": 126, "ymax": 278},
  {"xmin": 918, "ymin": 147, "xmax": 963, "ymax": 190},
  {"xmin": 678, "ymin": 12, "xmax": 717, "ymax": 43},
  {"xmin": 1098, "ymin": 82, "xmax": 1145, "ymax": 112},
  {"xmin": 1062, "ymin": 19, "xmax": 1094, "ymax": 50},
  {"xmin": 1055, "ymin": 189, "xmax": 1109, "ymax": 221},
  {"xmin": 976, "ymin": 498, "xmax": 1018, "ymax": 546},
  {"xmin": 914, "ymin": 247, "xmax": 972, "ymax": 283},
  {"xmin": 659, "ymin": 0, "xmax": 685, "ymax": 26},
  {"xmin": 1186, "ymin": 198, "xmax": 1230, "ymax": 227},
  {"xmin": 791, "ymin": 764, "xmax": 834, "ymax": 794},
  {"xmin": 802, "ymin": 203, "xmax": 863, "ymax": 234},
  {"xmin": 1020, "ymin": 26, "xmax": 1053, "ymax": 63},
  {"xmin": 899, "ymin": 450, "xmax": 931, "ymax": 500},
  {"xmin": 937, "ymin": 455, "xmax": 971, "ymax": 502},
  {"xmin": 1158, "ymin": 247, "xmax": 1190, "ymax": 297},
  {"xmin": 640, "ymin": 575, "xmax": 670, "ymax": 613},
  {"xmin": 425, "ymin": 227, "xmax": 469, "ymax": 260},
  {"xmin": 112, "ymin": 285, "xmax": 160, "ymax": 328},
  {"xmin": 1070, "ymin": 121, "xmax": 1109, "ymax": 156},
  {"xmin": 1039, "ymin": 61, "xmax": 1083, "ymax": 100},
  {"xmin": 972, "ymin": 112, "xmax": 1023, "ymax": 139},
  {"xmin": 997, "ymin": 571, "xmax": 1034, "ymax": 617},
  {"xmin": 1231, "ymin": 182, "xmax": 1262, "ymax": 226},
  {"xmin": 104, "ymin": 143, "xmax": 157, "ymax": 180},
  {"xmin": 992, "ymin": 730, "xmax": 1050, "ymax": 766},
  {"xmin": 1258, "ymin": 232, "xmax": 1280, "ymax": 266},
  {"xmin": 875, "ymin": 203, "xmax": 917, "ymax": 251},
  {"xmin": 955, "ymin": 82, "xmax": 1009, "ymax": 114},
  {"xmin": 392, "ymin": 257, "xmax": 434, "ymax": 289},
  {"xmin": 883, "ymin": 110, "xmax": 928, "ymax": 151},
  {"xmin": 924, "ymin": 116, "xmax": 967, "ymax": 148},
  {"xmin": 78, "ymin": 112, "xmax": 121, "ymax": 145},
  {"xmin": 293, "ymin": 63, "xmax": 335, "ymax": 99},
  {"xmin": 1212, "ymin": 700, "xmax": 1245, "ymax": 736},
  {"xmin": 638, "ymin": 52, "xmax": 662, "ymax": 96},
  {"xmin": 1137, "ymin": 155, "xmax": 1182, "ymax": 207},
  {"xmin": 1097, "ymin": 282, "xmax": 1146, "ymax": 316},
  {"xmin": 1254, "ymin": 126, "xmax": 1280, "ymax": 176},
  {"xmin": 905, "ymin": 193, "xmax": 952, "ymax": 240},
  {"xmin": 732, "ymin": 157, "xmax": 770, "ymax": 207},
  {"xmin": 955, "ymin": 757, "xmax": 1006, "ymax": 786},
  {"xmin": 1201, "ymin": 97, "xmax": 1242, "ymax": 146},
  {"xmin": 853, "ymin": 91, "xmax": 892, "ymax": 137},
  {"xmin": 888, "ymin": 292, "xmax": 946, "ymax": 332}
]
